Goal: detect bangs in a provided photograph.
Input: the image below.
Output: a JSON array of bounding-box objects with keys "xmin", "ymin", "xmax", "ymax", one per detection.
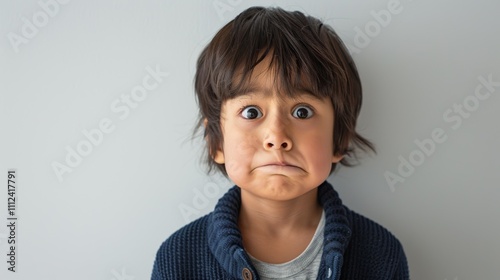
[{"xmin": 204, "ymin": 7, "xmax": 348, "ymax": 101}]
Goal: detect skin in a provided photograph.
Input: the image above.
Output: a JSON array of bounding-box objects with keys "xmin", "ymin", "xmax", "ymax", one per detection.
[{"xmin": 211, "ymin": 57, "xmax": 343, "ymax": 263}]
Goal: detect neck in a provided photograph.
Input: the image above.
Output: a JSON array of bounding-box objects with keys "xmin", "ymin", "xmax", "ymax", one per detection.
[{"xmin": 238, "ymin": 188, "xmax": 322, "ymax": 237}]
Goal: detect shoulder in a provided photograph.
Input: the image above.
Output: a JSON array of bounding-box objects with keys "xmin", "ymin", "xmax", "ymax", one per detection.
[
  {"xmin": 151, "ymin": 214, "xmax": 217, "ymax": 279},
  {"xmin": 342, "ymin": 207, "xmax": 409, "ymax": 279},
  {"xmin": 344, "ymin": 207, "xmax": 401, "ymax": 248},
  {"xmin": 163, "ymin": 214, "xmax": 210, "ymax": 248},
  {"xmin": 151, "ymin": 186, "xmax": 245, "ymax": 279}
]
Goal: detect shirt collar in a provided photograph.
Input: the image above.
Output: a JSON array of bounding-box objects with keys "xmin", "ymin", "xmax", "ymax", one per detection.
[{"xmin": 207, "ymin": 181, "xmax": 352, "ymax": 279}]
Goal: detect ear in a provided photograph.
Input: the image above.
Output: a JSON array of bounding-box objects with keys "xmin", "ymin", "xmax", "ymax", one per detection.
[
  {"xmin": 332, "ymin": 153, "xmax": 344, "ymax": 163},
  {"xmin": 203, "ymin": 118, "xmax": 225, "ymax": 164},
  {"xmin": 213, "ymin": 149, "xmax": 225, "ymax": 164}
]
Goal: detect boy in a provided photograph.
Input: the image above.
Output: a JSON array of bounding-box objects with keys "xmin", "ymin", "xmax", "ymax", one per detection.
[{"xmin": 151, "ymin": 6, "xmax": 409, "ymax": 280}]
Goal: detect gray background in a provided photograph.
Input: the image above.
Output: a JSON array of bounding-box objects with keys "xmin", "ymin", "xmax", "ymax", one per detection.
[{"xmin": 1, "ymin": 0, "xmax": 499, "ymax": 279}]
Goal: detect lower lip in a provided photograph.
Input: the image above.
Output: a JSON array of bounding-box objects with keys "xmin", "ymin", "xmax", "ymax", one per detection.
[{"xmin": 256, "ymin": 165, "xmax": 304, "ymax": 174}]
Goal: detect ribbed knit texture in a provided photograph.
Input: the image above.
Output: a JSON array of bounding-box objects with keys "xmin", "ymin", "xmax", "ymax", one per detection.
[{"xmin": 151, "ymin": 181, "xmax": 409, "ymax": 280}]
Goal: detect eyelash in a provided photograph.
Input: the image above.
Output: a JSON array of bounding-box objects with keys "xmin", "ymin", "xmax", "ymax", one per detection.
[
  {"xmin": 238, "ymin": 105, "xmax": 258, "ymax": 113},
  {"xmin": 292, "ymin": 104, "xmax": 315, "ymax": 119},
  {"xmin": 238, "ymin": 105, "xmax": 261, "ymax": 119},
  {"xmin": 238, "ymin": 104, "xmax": 315, "ymax": 119}
]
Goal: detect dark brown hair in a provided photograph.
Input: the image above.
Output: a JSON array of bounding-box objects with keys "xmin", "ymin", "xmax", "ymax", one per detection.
[{"xmin": 194, "ymin": 6, "xmax": 375, "ymax": 175}]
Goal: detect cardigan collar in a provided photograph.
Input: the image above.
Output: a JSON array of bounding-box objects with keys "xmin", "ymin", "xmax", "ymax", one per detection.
[{"xmin": 207, "ymin": 181, "xmax": 352, "ymax": 280}]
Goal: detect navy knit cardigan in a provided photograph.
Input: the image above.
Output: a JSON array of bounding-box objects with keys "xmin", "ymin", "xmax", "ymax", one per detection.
[{"xmin": 151, "ymin": 181, "xmax": 409, "ymax": 279}]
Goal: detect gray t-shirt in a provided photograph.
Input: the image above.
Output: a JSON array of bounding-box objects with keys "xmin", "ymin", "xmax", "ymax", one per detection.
[{"xmin": 249, "ymin": 211, "xmax": 325, "ymax": 279}]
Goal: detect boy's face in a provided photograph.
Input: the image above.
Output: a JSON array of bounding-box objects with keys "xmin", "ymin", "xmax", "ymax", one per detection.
[{"xmin": 212, "ymin": 58, "xmax": 343, "ymax": 201}]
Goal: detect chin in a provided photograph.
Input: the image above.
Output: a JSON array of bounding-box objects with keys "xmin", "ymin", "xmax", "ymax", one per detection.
[{"xmin": 256, "ymin": 180, "xmax": 315, "ymax": 200}]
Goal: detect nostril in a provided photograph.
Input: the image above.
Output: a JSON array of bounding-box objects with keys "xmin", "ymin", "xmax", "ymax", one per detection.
[{"xmin": 266, "ymin": 142, "xmax": 289, "ymax": 149}]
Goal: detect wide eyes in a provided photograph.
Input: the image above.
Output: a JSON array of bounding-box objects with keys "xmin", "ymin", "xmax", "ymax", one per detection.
[
  {"xmin": 240, "ymin": 105, "xmax": 314, "ymax": 119},
  {"xmin": 241, "ymin": 106, "xmax": 263, "ymax": 119},
  {"xmin": 292, "ymin": 106, "xmax": 314, "ymax": 119}
]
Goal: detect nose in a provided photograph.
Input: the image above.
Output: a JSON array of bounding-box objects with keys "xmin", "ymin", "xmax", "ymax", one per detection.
[
  {"xmin": 263, "ymin": 116, "xmax": 293, "ymax": 151},
  {"xmin": 265, "ymin": 140, "xmax": 291, "ymax": 150}
]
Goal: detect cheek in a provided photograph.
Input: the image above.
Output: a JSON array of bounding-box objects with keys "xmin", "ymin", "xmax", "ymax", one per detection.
[
  {"xmin": 303, "ymin": 128, "xmax": 334, "ymax": 172},
  {"xmin": 309, "ymin": 143, "xmax": 333, "ymax": 169},
  {"xmin": 223, "ymin": 132, "xmax": 259, "ymax": 177}
]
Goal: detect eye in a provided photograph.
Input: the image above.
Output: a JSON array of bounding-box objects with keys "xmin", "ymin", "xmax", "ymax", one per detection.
[
  {"xmin": 241, "ymin": 106, "xmax": 263, "ymax": 119},
  {"xmin": 292, "ymin": 105, "xmax": 314, "ymax": 119}
]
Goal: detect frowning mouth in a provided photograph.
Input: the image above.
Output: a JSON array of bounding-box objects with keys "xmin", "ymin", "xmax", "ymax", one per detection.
[
  {"xmin": 254, "ymin": 162, "xmax": 305, "ymax": 173},
  {"xmin": 260, "ymin": 161, "xmax": 297, "ymax": 167},
  {"xmin": 264, "ymin": 162, "xmax": 291, "ymax": 166}
]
